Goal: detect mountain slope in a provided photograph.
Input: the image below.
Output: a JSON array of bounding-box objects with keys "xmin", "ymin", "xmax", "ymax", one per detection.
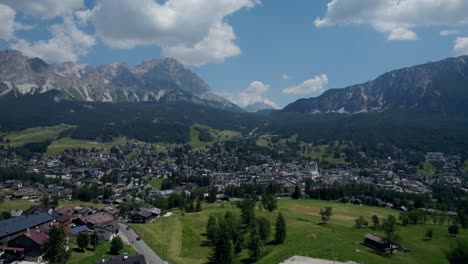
[
  {"xmin": 283, "ymin": 56, "xmax": 468, "ymax": 116},
  {"xmin": 0, "ymin": 50, "xmax": 240, "ymax": 111}
]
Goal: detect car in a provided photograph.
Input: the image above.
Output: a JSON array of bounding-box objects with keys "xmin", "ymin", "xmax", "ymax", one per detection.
[
  {"xmin": 136, "ymin": 236, "xmax": 142, "ymax": 241},
  {"xmin": 126, "ymin": 226, "xmax": 131, "ymax": 230}
]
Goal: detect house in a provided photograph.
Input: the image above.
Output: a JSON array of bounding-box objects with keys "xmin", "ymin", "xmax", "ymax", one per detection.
[
  {"xmin": 362, "ymin": 233, "xmax": 402, "ymax": 253},
  {"xmin": 79, "ymin": 212, "xmax": 114, "ymax": 227},
  {"xmin": 97, "ymin": 254, "xmax": 146, "ymax": 264},
  {"xmin": 128, "ymin": 210, "xmax": 152, "ymax": 223},
  {"xmin": 8, "ymin": 229, "xmax": 48, "ymax": 258},
  {"xmin": 24, "ymin": 205, "xmax": 54, "ymax": 216},
  {"xmin": 0, "ymin": 213, "xmax": 53, "ymax": 247},
  {"xmin": 54, "ymin": 205, "xmax": 76, "ymax": 224},
  {"xmin": 93, "ymin": 220, "xmax": 119, "ymax": 241},
  {"xmin": 67, "ymin": 225, "xmax": 90, "ymax": 235}
]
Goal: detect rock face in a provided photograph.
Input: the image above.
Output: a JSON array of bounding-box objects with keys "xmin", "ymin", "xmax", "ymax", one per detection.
[
  {"xmin": 0, "ymin": 50, "xmax": 240, "ymax": 111},
  {"xmin": 283, "ymin": 56, "xmax": 468, "ymax": 116}
]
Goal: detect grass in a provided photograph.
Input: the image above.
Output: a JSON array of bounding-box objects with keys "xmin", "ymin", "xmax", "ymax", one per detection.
[
  {"xmin": 4, "ymin": 124, "xmax": 75, "ymax": 147},
  {"xmin": 0, "ymin": 199, "xmax": 107, "ymax": 212},
  {"xmin": 464, "ymin": 160, "xmax": 468, "ymax": 172},
  {"xmin": 149, "ymin": 178, "xmax": 164, "ymax": 190},
  {"xmin": 189, "ymin": 124, "xmax": 241, "ymax": 149},
  {"xmin": 131, "ymin": 199, "xmax": 467, "ymax": 264},
  {"xmin": 417, "ymin": 161, "xmax": 437, "ymax": 176},
  {"xmin": 46, "ymin": 136, "xmax": 130, "ymax": 156},
  {"xmin": 68, "ymin": 237, "xmax": 136, "ymax": 264},
  {"xmin": 301, "ymin": 144, "xmax": 347, "ymax": 164}
]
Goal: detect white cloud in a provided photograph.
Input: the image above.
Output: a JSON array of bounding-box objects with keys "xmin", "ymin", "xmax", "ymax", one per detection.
[
  {"xmin": 0, "ymin": 0, "xmax": 84, "ymax": 19},
  {"xmin": 440, "ymin": 29, "xmax": 460, "ymax": 36},
  {"xmin": 10, "ymin": 16, "xmax": 95, "ymax": 62},
  {"xmin": 315, "ymin": 0, "xmax": 468, "ymax": 41},
  {"xmin": 236, "ymin": 81, "xmax": 279, "ymax": 109},
  {"xmin": 90, "ymin": 0, "xmax": 258, "ymax": 65},
  {"xmin": 14, "ymin": 22, "xmax": 35, "ymax": 31},
  {"xmin": 282, "ymin": 74, "xmax": 328, "ymax": 95},
  {"xmin": 454, "ymin": 37, "xmax": 468, "ymax": 56},
  {"xmin": 0, "ymin": 3, "xmax": 15, "ymax": 40},
  {"xmin": 282, "ymin": 73, "xmax": 289, "ymax": 80}
]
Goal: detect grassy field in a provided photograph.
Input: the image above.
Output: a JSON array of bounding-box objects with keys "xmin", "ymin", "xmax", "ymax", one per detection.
[
  {"xmin": 0, "ymin": 199, "xmax": 107, "ymax": 212},
  {"xmin": 68, "ymin": 237, "xmax": 135, "ymax": 264},
  {"xmin": 464, "ymin": 160, "xmax": 468, "ymax": 171},
  {"xmin": 417, "ymin": 162, "xmax": 437, "ymax": 176},
  {"xmin": 131, "ymin": 199, "xmax": 467, "ymax": 264},
  {"xmin": 4, "ymin": 124, "xmax": 75, "ymax": 147},
  {"xmin": 189, "ymin": 124, "xmax": 241, "ymax": 149},
  {"xmin": 149, "ymin": 178, "xmax": 164, "ymax": 190},
  {"xmin": 46, "ymin": 136, "xmax": 130, "ymax": 156}
]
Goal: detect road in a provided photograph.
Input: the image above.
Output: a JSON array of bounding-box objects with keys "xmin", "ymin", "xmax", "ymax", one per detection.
[{"xmin": 118, "ymin": 223, "xmax": 167, "ymax": 264}]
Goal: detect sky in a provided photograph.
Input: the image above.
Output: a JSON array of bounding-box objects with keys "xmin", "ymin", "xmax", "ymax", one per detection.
[{"xmin": 1, "ymin": 0, "xmax": 468, "ymax": 108}]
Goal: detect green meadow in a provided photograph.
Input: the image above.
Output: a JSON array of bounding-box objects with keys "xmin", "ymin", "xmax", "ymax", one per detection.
[{"xmin": 131, "ymin": 199, "xmax": 467, "ymax": 264}]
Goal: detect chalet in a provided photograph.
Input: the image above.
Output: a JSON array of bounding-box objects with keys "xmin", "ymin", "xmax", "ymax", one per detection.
[
  {"xmin": 8, "ymin": 229, "xmax": 48, "ymax": 258},
  {"xmin": 0, "ymin": 213, "xmax": 53, "ymax": 247},
  {"xmin": 362, "ymin": 233, "xmax": 403, "ymax": 253},
  {"xmin": 128, "ymin": 210, "xmax": 152, "ymax": 223},
  {"xmin": 67, "ymin": 225, "xmax": 90, "ymax": 235},
  {"xmin": 54, "ymin": 205, "xmax": 76, "ymax": 224},
  {"xmin": 24, "ymin": 205, "xmax": 54, "ymax": 216},
  {"xmin": 94, "ymin": 220, "xmax": 119, "ymax": 241},
  {"xmin": 79, "ymin": 212, "xmax": 114, "ymax": 228}
]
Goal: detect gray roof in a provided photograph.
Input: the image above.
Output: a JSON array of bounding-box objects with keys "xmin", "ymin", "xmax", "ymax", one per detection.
[{"xmin": 0, "ymin": 213, "xmax": 53, "ymax": 238}]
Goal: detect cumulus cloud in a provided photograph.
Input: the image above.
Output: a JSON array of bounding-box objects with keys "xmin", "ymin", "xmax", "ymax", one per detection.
[
  {"xmin": 282, "ymin": 73, "xmax": 289, "ymax": 80},
  {"xmin": 90, "ymin": 0, "xmax": 258, "ymax": 65},
  {"xmin": 440, "ymin": 29, "xmax": 460, "ymax": 36},
  {"xmin": 454, "ymin": 37, "xmax": 468, "ymax": 56},
  {"xmin": 236, "ymin": 81, "xmax": 279, "ymax": 109},
  {"xmin": 315, "ymin": 0, "xmax": 468, "ymax": 41},
  {"xmin": 11, "ymin": 16, "xmax": 96, "ymax": 62},
  {"xmin": 0, "ymin": 3, "xmax": 15, "ymax": 40},
  {"xmin": 0, "ymin": 0, "xmax": 84, "ymax": 19},
  {"xmin": 14, "ymin": 22, "xmax": 35, "ymax": 31},
  {"xmin": 282, "ymin": 74, "xmax": 328, "ymax": 95}
]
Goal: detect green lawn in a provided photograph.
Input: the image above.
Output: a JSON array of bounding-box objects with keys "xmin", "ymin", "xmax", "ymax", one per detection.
[
  {"xmin": 189, "ymin": 124, "xmax": 241, "ymax": 149},
  {"xmin": 464, "ymin": 160, "xmax": 468, "ymax": 171},
  {"xmin": 149, "ymin": 178, "xmax": 164, "ymax": 190},
  {"xmin": 417, "ymin": 161, "xmax": 437, "ymax": 176},
  {"xmin": 131, "ymin": 199, "xmax": 467, "ymax": 264},
  {"xmin": 4, "ymin": 124, "xmax": 75, "ymax": 147},
  {"xmin": 68, "ymin": 237, "xmax": 136, "ymax": 264},
  {"xmin": 46, "ymin": 136, "xmax": 131, "ymax": 156}
]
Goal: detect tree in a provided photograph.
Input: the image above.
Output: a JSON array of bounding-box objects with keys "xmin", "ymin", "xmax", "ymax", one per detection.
[
  {"xmin": 371, "ymin": 214, "xmax": 380, "ymax": 230},
  {"xmin": 206, "ymin": 215, "xmax": 219, "ymax": 244},
  {"xmin": 449, "ymin": 225, "xmax": 460, "ymax": 237},
  {"xmin": 262, "ymin": 194, "xmax": 277, "ymax": 212},
  {"xmin": 248, "ymin": 227, "xmax": 263, "ymax": 262},
  {"xmin": 275, "ymin": 213, "xmax": 286, "ymax": 244},
  {"xmin": 425, "ymin": 228, "xmax": 433, "ymax": 241},
  {"xmin": 50, "ymin": 195, "xmax": 59, "ymax": 207},
  {"xmin": 354, "ymin": 216, "xmax": 368, "ymax": 229},
  {"xmin": 291, "ymin": 185, "xmax": 301, "ymax": 199},
  {"xmin": 41, "ymin": 195, "xmax": 50, "ymax": 206},
  {"xmin": 208, "ymin": 187, "xmax": 217, "ymax": 203},
  {"xmin": 90, "ymin": 232, "xmax": 99, "ymax": 250},
  {"xmin": 76, "ymin": 232, "xmax": 89, "ymax": 251},
  {"xmin": 43, "ymin": 227, "xmax": 70, "ymax": 264},
  {"xmin": 399, "ymin": 212, "xmax": 410, "ymax": 226},
  {"xmin": 446, "ymin": 240, "xmax": 468, "ymax": 264},
  {"xmin": 257, "ymin": 217, "xmax": 271, "ymax": 243},
  {"xmin": 196, "ymin": 199, "xmax": 202, "ymax": 212},
  {"xmin": 210, "ymin": 217, "xmax": 235, "ymax": 264},
  {"xmin": 381, "ymin": 215, "xmax": 398, "ymax": 254},
  {"xmin": 320, "ymin": 206, "xmax": 333, "ymax": 224},
  {"xmin": 109, "ymin": 236, "xmax": 123, "ymax": 255},
  {"xmin": 240, "ymin": 199, "xmax": 256, "ymax": 228}
]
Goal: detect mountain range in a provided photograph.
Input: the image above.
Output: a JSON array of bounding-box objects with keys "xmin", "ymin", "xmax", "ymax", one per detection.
[
  {"xmin": 0, "ymin": 50, "xmax": 240, "ymax": 111},
  {"xmin": 284, "ymin": 56, "xmax": 468, "ymax": 116}
]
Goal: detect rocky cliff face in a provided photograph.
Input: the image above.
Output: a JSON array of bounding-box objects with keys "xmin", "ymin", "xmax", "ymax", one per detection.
[
  {"xmin": 283, "ymin": 56, "xmax": 468, "ymax": 116},
  {"xmin": 0, "ymin": 50, "xmax": 240, "ymax": 111}
]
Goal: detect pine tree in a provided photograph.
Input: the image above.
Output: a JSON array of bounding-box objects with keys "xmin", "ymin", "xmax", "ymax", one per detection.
[
  {"xmin": 275, "ymin": 213, "xmax": 286, "ymax": 244},
  {"xmin": 292, "ymin": 185, "xmax": 301, "ymax": 199},
  {"xmin": 76, "ymin": 232, "xmax": 89, "ymax": 251},
  {"xmin": 320, "ymin": 206, "xmax": 333, "ymax": 224},
  {"xmin": 248, "ymin": 227, "xmax": 263, "ymax": 261},
  {"xmin": 110, "ymin": 236, "xmax": 123, "ymax": 255},
  {"xmin": 206, "ymin": 215, "xmax": 219, "ymax": 244},
  {"xmin": 90, "ymin": 232, "xmax": 99, "ymax": 250},
  {"xmin": 257, "ymin": 217, "xmax": 271, "ymax": 243},
  {"xmin": 262, "ymin": 194, "xmax": 277, "ymax": 212},
  {"xmin": 43, "ymin": 227, "xmax": 70, "ymax": 264},
  {"xmin": 371, "ymin": 214, "xmax": 380, "ymax": 230},
  {"xmin": 196, "ymin": 199, "xmax": 202, "ymax": 212}
]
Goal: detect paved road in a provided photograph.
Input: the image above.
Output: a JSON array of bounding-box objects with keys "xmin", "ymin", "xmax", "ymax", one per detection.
[{"xmin": 119, "ymin": 223, "xmax": 167, "ymax": 264}]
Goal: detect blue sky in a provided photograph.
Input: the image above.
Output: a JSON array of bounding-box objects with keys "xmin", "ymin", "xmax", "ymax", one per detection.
[{"xmin": 1, "ymin": 0, "xmax": 468, "ymax": 108}]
